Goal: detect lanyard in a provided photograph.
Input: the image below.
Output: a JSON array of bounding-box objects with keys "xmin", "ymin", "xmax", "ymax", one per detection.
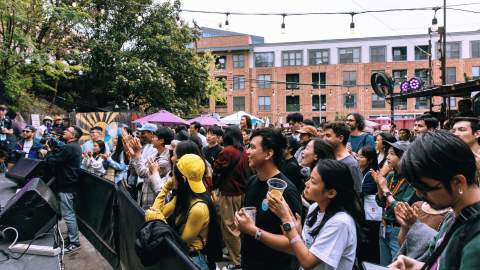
[{"xmin": 388, "ymin": 175, "xmax": 405, "ymax": 197}]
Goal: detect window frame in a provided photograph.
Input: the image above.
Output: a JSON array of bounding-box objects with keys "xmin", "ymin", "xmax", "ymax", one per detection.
[
  {"xmin": 233, "ymin": 96, "xmax": 246, "ymax": 111},
  {"xmin": 215, "ymin": 55, "xmax": 227, "ymax": 69},
  {"xmin": 342, "ymin": 71, "xmax": 357, "ymax": 86},
  {"xmin": 254, "ymin": 52, "xmax": 275, "ymax": 67},
  {"xmin": 392, "ymin": 46, "xmax": 408, "ymax": 61},
  {"xmin": 233, "ymin": 75, "xmax": 246, "ymax": 90},
  {"xmin": 258, "ymin": 96, "xmax": 271, "ymax": 112},
  {"xmin": 282, "ymin": 50, "xmax": 303, "ymax": 66},
  {"xmin": 344, "ymin": 94, "xmax": 356, "ymax": 109},
  {"xmin": 312, "ymin": 94, "xmax": 326, "ymax": 111},
  {"xmin": 472, "ymin": 41, "xmax": 480, "ymax": 58},
  {"xmin": 286, "ymin": 73, "xmax": 300, "ymax": 90},
  {"xmin": 414, "ymin": 45, "xmax": 429, "ymax": 60},
  {"xmin": 370, "ymin": 46, "xmax": 387, "ymax": 63},
  {"xmin": 371, "ymin": 94, "xmax": 386, "ymax": 108},
  {"xmin": 338, "ymin": 47, "xmax": 361, "ymax": 64},
  {"xmin": 308, "ymin": 49, "xmax": 330, "ymax": 65},
  {"xmin": 232, "ymin": 54, "xmax": 245, "ymax": 68},
  {"xmin": 312, "ymin": 72, "xmax": 326, "ymax": 89},
  {"xmin": 446, "ymin": 67, "xmax": 456, "ymax": 84},
  {"xmin": 286, "ymin": 96, "xmax": 300, "ymax": 112},
  {"xmin": 257, "ymin": 74, "xmax": 272, "ymax": 89}
]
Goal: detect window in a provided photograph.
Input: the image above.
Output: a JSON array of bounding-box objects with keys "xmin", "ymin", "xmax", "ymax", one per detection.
[
  {"xmin": 255, "ymin": 52, "xmax": 274, "ymax": 67},
  {"xmin": 473, "ymin": 66, "xmax": 480, "ymax": 80},
  {"xmin": 415, "ymin": 69, "xmax": 430, "ymax": 85},
  {"xmin": 258, "ymin": 96, "xmax": 271, "ymax": 112},
  {"xmin": 392, "ymin": 47, "xmax": 407, "ymax": 61},
  {"xmin": 371, "ymin": 94, "xmax": 385, "ymax": 108},
  {"xmin": 233, "ymin": 76, "xmax": 245, "ymax": 90},
  {"xmin": 233, "ymin": 55, "xmax": 244, "ymax": 68},
  {"xmin": 394, "ymin": 97, "xmax": 408, "ymax": 110},
  {"xmin": 286, "ymin": 96, "xmax": 300, "ymax": 112},
  {"xmin": 308, "ymin": 49, "xmax": 329, "ymax": 65},
  {"xmin": 312, "ymin": 72, "xmax": 326, "ymax": 89},
  {"xmin": 233, "ymin": 97, "xmax": 245, "ymax": 111},
  {"xmin": 446, "ymin": 67, "xmax": 456, "ymax": 84},
  {"xmin": 286, "ymin": 74, "xmax": 300, "ymax": 89},
  {"xmin": 282, "ymin": 51, "xmax": 303, "ymax": 66},
  {"xmin": 344, "ymin": 94, "xmax": 356, "ymax": 108},
  {"xmin": 415, "ymin": 97, "xmax": 430, "ymax": 109},
  {"xmin": 312, "ymin": 117, "xmax": 326, "ymax": 126},
  {"xmin": 343, "ymin": 71, "xmax": 356, "ymax": 86},
  {"xmin": 445, "ymin": 42, "xmax": 461, "ymax": 59},
  {"xmin": 371, "ymin": 69, "xmax": 385, "ymax": 75},
  {"xmin": 312, "ymin": 95, "xmax": 326, "ymax": 111},
  {"xmin": 215, "ymin": 56, "xmax": 226, "ymax": 69},
  {"xmin": 393, "ymin": 69, "xmax": 408, "ymax": 86},
  {"xmin": 472, "ymin": 41, "xmax": 480, "ymax": 58},
  {"xmin": 339, "ymin": 47, "xmax": 361, "ymax": 64},
  {"xmin": 370, "ymin": 46, "xmax": 386, "ymax": 63},
  {"xmin": 257, "ymin": 74, "xmax": 271, "ymax": 89},
  {"xmin": 415, "ymin": 45, "xmax": 429, "ymax": 60}
]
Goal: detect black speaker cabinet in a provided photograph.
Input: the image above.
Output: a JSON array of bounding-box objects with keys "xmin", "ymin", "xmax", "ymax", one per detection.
[
  {"xmin": 6, "ymin": 158, "xmax": 45, "ymax": 187},
  {"xmin": 0, "ymin": 178, "xmax": 60, "ymax": 241}
]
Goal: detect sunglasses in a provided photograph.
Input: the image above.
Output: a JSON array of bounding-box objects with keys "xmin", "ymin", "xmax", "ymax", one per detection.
[{"xmin": 22, "ymin": 130, "xmax": 32, "ymax": 133}]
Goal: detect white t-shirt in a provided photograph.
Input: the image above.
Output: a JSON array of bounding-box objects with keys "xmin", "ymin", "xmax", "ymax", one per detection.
[
  {"xmin": 301, "ymin": 203, "xmax": 357, "ymax": 270},
  {"xmin": 22, "ymin": 140, "xmax": 34, "ymax": 158}
]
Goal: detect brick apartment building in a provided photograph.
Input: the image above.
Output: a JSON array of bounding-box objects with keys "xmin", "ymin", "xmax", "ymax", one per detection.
[{"xmin": 196, "ymin": 27, "xmax": 480, "ymax": 125}]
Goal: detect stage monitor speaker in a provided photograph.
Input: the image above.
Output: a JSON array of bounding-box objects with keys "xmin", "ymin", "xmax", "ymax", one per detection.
[
  {"xmin": 6, "ymin": 158, "xmax": 45, "ymax": 187},
  {"xmin": 0, "ymin": 178, "xmax": 60, "ymax": 241}
]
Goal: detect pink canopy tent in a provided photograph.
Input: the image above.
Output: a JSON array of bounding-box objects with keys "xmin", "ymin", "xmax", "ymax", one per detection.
[
  {"xmin": 133, "ymin": 109, "xmax": 188, "ymax": 125},
  {"xmin": 187, "ymin": 115, "xmax": 226, "ymax": 127}
]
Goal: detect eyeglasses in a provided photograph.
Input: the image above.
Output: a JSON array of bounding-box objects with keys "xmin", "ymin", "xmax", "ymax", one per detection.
[{"xmin": 22, "ymin": 130, "xmax": 32, "ymax": 133}]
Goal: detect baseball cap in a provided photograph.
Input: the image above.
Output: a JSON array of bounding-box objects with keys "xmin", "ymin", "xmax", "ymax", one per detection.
[
  {"xmin": 23, "ymin": 125, "xmax": 36, "ymax": 132},
  {"xmin": 43, "ymin": 116, "xmax": 53, "ymax": 121},
  {"xmin": 297, "ymin": 125, "xmax": 317, "ymax": 137},
  {"xmin": 385, "ymin": 140, "xmax": 410, "ymax": 153},
  {"xmin": 137, "ymin": 123, "xmax": 157, "ymax": 133},
  {"xmin": 176, "ymin": 154, "xmax": 206, "ymax": 193}
]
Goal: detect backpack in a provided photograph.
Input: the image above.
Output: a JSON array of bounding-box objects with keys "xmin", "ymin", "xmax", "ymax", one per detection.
[{"xmin": 135, "ymin": 220, "xmax": 189, "ymax": 266}]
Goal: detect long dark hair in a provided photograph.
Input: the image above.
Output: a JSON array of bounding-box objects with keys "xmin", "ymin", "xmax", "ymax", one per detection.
[
  {"xmin": 377, "ymin": 132, "xmax": 396, "ymax": 156},
  {"xmin": 241, "ymin": 115, "xmax": 252, "ymax": 129},
  {"xmin": 176, "ymin": 140, "xmax": 204, "ymax": 159},
  {"xmin": 359, "ymin": 145, "xmax": 379, "ymax": 172},
  {"xmin": 223, "ymin": 126, "xmax": 244, "ymax": 151},
  {"xmin": 309, "ymin": 139, "xmax": 335, "ymax": 170},
  {"xmin": 111, "ymin": 137, "xmax": 126, "ymax": 163},
  {"xmin": 306, "ymin": 160, "xmax": 364, "ymax": 243},
  {"xmin": 93, "ymin": 140, "xmax": 106, "ymax": 157}
]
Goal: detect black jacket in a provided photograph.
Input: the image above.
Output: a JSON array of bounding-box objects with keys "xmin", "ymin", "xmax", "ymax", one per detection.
[{"xmin": 45, "ymin": 140, "xmax": 82, "ymax": 193}]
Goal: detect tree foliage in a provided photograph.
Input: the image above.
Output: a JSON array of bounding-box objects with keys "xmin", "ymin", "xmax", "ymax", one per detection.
[{"xmin": 0, "ymin": 0, "xmax": 222, "ymax": 116}]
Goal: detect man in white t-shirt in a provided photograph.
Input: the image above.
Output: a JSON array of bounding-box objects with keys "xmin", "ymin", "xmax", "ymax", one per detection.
[{"xmin": 189, "ymin": 121, "xmax": 207, "ymax": 147}]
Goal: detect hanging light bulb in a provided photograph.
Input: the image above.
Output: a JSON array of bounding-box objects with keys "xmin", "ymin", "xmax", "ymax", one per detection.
[
  {"xmin": 72, "ymin": 1, "xmax": 77, "ymax": 7},
  {"xmin": 281, "ymin": 14, "xmax": 286, "ymax": 34},
  {"xmin": 137, "ymin": 15, "xmax": 143, "ymax": 22},
  {"xmin": 349, "ymin": 12, "xmax": 356, "ymax": 35},
  {"xmin": 225, "ymin": 13, "xmax": 230, "ymax": 26},
  {"xmin": 329, "ymin": 89, "xmax": 333, "ymax": 96},
  {"xmin": 431, "ymin": 8, "xmax": 439, "ymax": 32},
  {"xmin": 100, "ymin": 9, "xmax": 105, "ymax": 15}
]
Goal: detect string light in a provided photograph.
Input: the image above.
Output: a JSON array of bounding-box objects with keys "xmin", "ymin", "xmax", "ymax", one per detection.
[
  {"xmin": 349, "ymin": 12, "xmax": 355, "ymax": 34},
  {"xmin": 137, "ymin": 15, "xmax": 143, "ymax": 22},
  {"xmin": 72, "ymin": 2, "xmax": 77, "ymax": 8},
  {"xmin": 281, "ymin": 14, "xmax": 286, "ymax": 34},
  {"xmin": 431, "ymin": 7, "xmax": 440, "ymax": 32},
  {"xmin": 225, "ymin": 12, "xmax": 230, "ymax": 26}
]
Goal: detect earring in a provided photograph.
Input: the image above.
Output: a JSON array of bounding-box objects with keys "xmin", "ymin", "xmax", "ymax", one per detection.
[{"xmin": 459, "ymin": 189, "xmax": 463, "ymax": 195}]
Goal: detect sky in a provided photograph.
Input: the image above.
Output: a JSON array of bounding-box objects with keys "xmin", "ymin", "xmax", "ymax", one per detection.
[{"xmin": 163, "ymin": 0, "xmax": 480, "ymax": 43}]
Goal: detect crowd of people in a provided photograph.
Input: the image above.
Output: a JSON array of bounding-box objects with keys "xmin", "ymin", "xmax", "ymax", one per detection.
[{"xmin": 1, "ymin": 102, "xmax": 480, "ymax": 270}]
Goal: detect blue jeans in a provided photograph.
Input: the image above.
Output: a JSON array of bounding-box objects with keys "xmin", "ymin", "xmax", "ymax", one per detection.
[
  {"xmin": 58, "ymin": 192, "xmax": 80, "ymax": 245},
  {"xmin": 379, "ymin": 223, "xmax": 400, "ymax": 266},
  {"xmin": 191, "ymin": 253, "xmax": 209, "ymax": 270}
]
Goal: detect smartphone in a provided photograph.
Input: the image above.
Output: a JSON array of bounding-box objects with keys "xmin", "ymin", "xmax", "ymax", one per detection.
[{"xmin": 362, "ymin": 262, "xmax": 389, "ymax": 270}]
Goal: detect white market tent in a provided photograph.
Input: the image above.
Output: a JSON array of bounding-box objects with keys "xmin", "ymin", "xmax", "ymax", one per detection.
[{"xmin": 221, "ymin": 111, "xmax": 265, "ymax": 126}]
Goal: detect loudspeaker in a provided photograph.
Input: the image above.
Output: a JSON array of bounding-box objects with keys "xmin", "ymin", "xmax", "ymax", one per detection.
[
  {"xmin": 6, "ymin": 158, "xmax": 45, "ymax": 187},
  {"xmin": 0, "ymin": 178, "xmax": 59, "ymax": 241}
]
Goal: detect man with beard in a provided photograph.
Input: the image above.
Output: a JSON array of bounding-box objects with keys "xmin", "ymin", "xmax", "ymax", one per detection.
[
  {"xmin": 413, "ymin": 114, "xmax": 438, "ymax": 137},
  {"xmin": 390, "ymin": 131, "xmax": 480, "ymax": 270},
  {"xmin": 14, "ymin": 125, "xmax": 42, "ymax": 160},
  {"xmin": 345, "ymin": 113, "xmax": 375, "ymax": 154},
  {"xmin": 323, "ymin": 122, "xmax": 363, "ymax": 193}
]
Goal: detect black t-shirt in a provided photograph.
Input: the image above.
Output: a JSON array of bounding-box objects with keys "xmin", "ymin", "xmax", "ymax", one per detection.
[
  {"xmin": 202, "ymin": 144, "xmax": 223, "ymax": 166},
  {"xmin": 241, "ymin": 172, "xmax": 302, "ymax": 270},
  {"xmin": 280, "ymin": 158, "xmax": 306, "ymax": 194}
]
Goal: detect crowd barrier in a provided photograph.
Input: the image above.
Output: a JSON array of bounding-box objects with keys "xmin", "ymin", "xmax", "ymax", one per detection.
[{"xmin": 76, "ymin": 170, "xmax": 198, "ymax": 270}]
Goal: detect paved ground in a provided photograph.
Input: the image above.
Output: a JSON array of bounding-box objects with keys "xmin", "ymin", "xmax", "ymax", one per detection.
[{"xmin": 60, "ymin": 222, "xmax": 113, "ymax": 270}]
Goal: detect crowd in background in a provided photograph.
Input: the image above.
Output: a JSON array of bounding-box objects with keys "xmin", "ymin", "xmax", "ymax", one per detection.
[{"xmin": 1, "ymin": 101, "xmax": 480, "ymax": 270}]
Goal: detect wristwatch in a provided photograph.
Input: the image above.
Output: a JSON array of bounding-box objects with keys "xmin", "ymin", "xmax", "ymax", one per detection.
[
  {"xmin": 384, "ymin": 191, "xmax": 392, "ymax": 198},
  {"xmin": 282, "ymin": 222, "xmax": 293, "ymax": 232}
]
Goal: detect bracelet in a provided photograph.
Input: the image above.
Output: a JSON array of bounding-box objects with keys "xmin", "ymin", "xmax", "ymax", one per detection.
[
  {"xmin": 254, "ymin": 229, "xmax": 262, "ymax": 241},
  {"xmin": 289, "ymin": 235, "xmax": 302, "ymax": 245}
]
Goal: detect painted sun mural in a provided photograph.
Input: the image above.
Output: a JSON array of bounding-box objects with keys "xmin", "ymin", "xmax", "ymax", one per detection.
[{"xmin": 75, "ymin": 112, "xmax": 130, "ymax": 145}]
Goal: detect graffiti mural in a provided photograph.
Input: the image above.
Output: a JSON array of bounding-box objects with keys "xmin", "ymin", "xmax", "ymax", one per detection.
[{"xmin": 75, "ymin": 112, "xmax": 142, "ymax": 145}]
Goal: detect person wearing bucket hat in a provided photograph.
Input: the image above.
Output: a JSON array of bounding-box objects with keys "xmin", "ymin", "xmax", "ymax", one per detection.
[
  {"xmin": 293, "ymin": 125, "xmax": 317, "ymax": 164},
  {"xmin": 371, "ymin": 139, "xmax": 420, "ymax": 266},
  {"xmin": 145, "ymin": 154, "xmax": 221, "ymax": 270},
  {"xmin": 36, "ymin": 116, "xmax": 53, "ymax": 139}
]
